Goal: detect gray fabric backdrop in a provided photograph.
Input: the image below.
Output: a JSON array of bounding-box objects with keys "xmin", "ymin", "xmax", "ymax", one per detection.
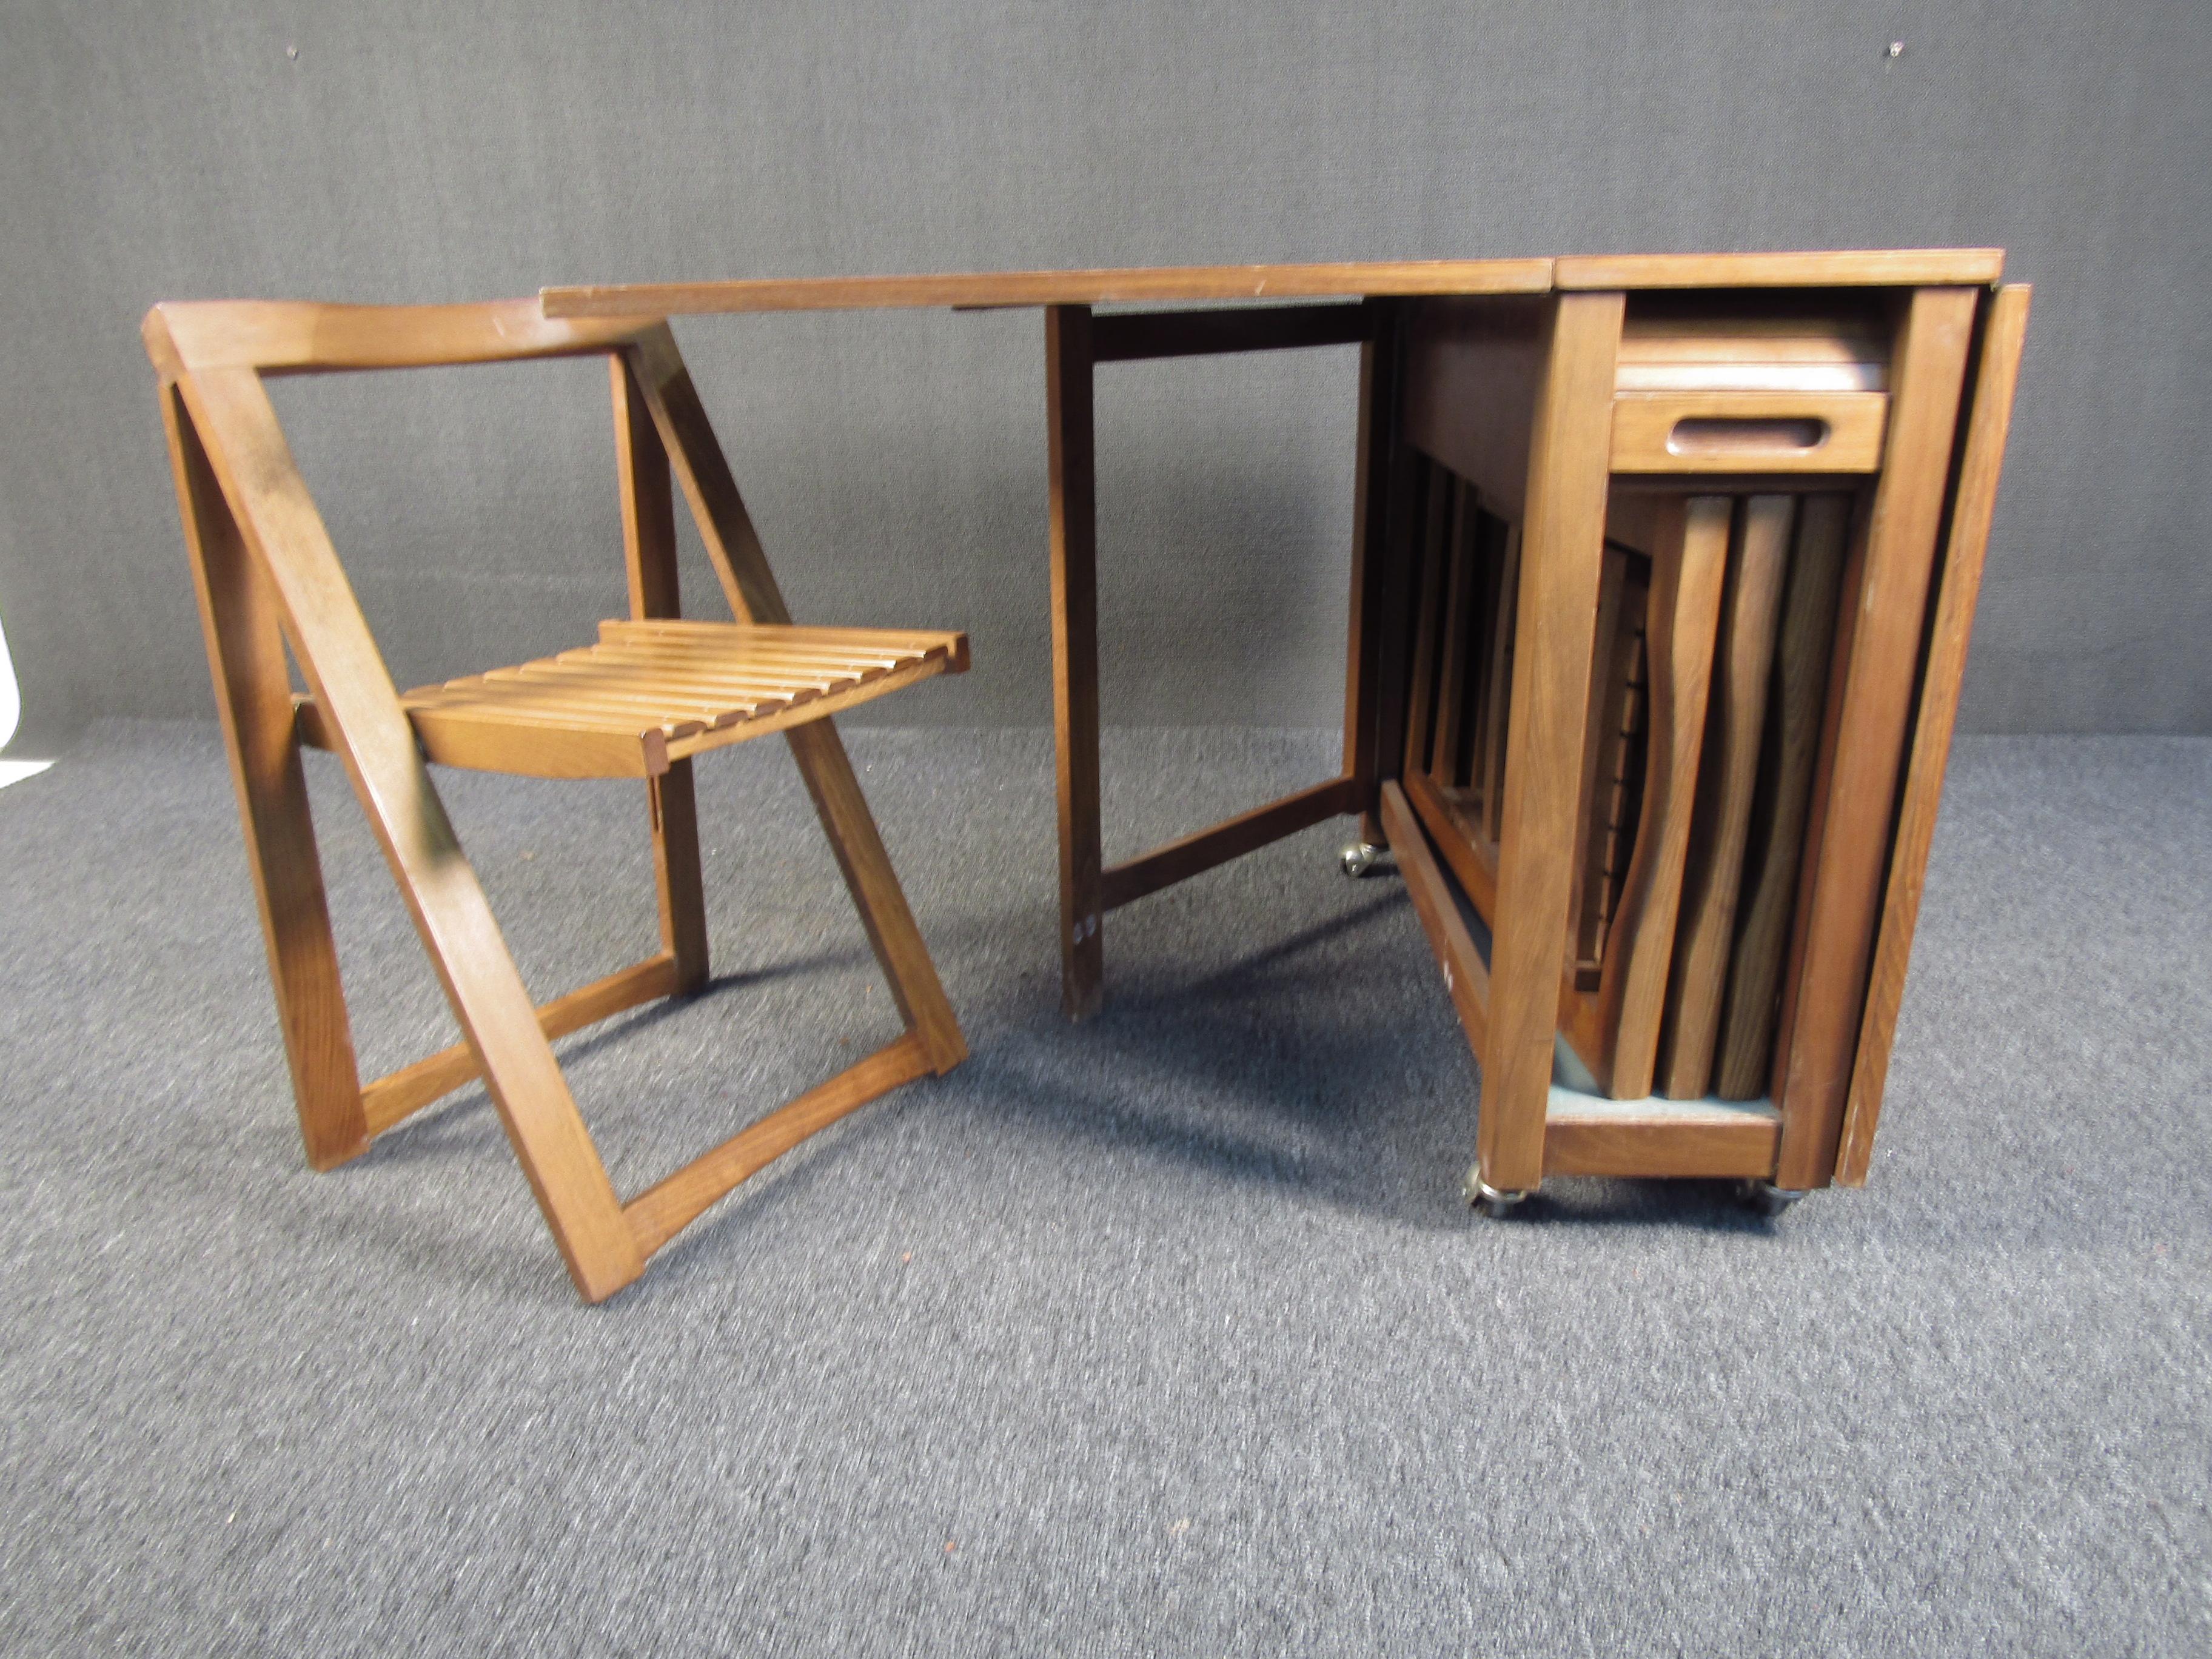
[{"xmin": 2, "ymin": 0, "xmax": 2207, "ymax": 754}]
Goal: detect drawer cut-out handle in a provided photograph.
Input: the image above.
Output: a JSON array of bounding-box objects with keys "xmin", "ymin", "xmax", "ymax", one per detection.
[{"xmin": 1667, "ymin": 417, "xmax": 1829, "ymax": 456}]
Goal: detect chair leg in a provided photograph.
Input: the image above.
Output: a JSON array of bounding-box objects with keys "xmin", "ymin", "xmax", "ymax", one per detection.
[
  {"xmin": 612, "ymin": 356, "xmax": 711, "ymax": 997},
  {"xmin": 785, "ymin": 719, "xmax": 967, "ymax": 1074},
  {"xmin": 343, "ymin": 752, "xmax": 646, "ymax": 1302},
  {"xmin": 650, "ymin": 760, "xmax": 710, "ymax": 993},
  {"xmin": 163, "ymin": 386, "xmax": 368, "ymax": 1171}
]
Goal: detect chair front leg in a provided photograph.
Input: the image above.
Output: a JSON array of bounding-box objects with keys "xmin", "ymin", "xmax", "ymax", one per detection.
[{"xmin": 163, "ymin": 385, "xmax": 368, "ymax": 1171}]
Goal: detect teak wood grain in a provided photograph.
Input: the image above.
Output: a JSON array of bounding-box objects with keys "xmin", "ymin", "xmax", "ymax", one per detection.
[{"xmin": 1712, "ymin": 494, "xmax": 1854, "ymax": 1099}]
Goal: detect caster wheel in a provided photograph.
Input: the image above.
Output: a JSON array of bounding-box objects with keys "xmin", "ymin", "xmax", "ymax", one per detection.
[
  {"xmin": 1339, "ymin": 842, "xmax": 1387, "ymax": 879},
  {"xmin": 1464, "ymin": 1171, "xmax": 1530, "ymax": 1216},
  {"xmin": 1737, "ymin": 1180, "xmax": 1805, "ymax": 1218}
]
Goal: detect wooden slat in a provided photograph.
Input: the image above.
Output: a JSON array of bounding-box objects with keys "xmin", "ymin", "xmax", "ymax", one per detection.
[
  {"xmin": 624, "ymin": 1033, "xmax": 935, "ymax": 1258},
  {"xmin": 1480, "ymin": 290, "xmax": 1625, "ymax": 1193},
  {"xmin": 1477, "ymin": 525, "xmax": 1522, "ymax": 845},
  {"xmin": 1399, "ymin": 460, "xmax": 1452, "ymax": 777},
  {"xmin": 1577, "ymin": 495, "xmax": 1733, "ymax": 1100},
  {"xmin": 407, "ymin": 680, "xmax": 723, "ymax": 732},
  {"xmin": 1428, "ymin": 480, "xmax": 1481, "ymax": 786},
  {"xmin": 1836, "ymin": 284, "xmax": 2032, "ymax": 1185},
  {"xmin": 492, "ymin": 659, "xmax": 829, "ymax": 700},
  {"xmin": 1543, "ymin": 1097, "xmax": 1780, "ymax": 1178},
  {"xmin": 600, "ymin": 617, "xmax": 965, "ymax": 652},
  {"xmin": 1101, "ymin": 776, "xmax": 1361, "ymax": 911},
  {"xmin": 1557, "ymin": 249, "xmax": 2003, "ymax": 290},
  {"xmin": 1659, "ymin": 495, "xmax": 1793, "ymax": 1099},
  {"xmin": 1567, "ymin": 548, "xmax": 1638, "ymax": 978},
  {"xmin": 1460, "ymin": 506, "xmax": 1500, "ymax": 810},
  {"xmin": 543, "ymin": 260, "xmax": 1558, "ymax": 319},
  {"xmin": 1771, "ymin": 287, "xmax": 1978, "ymax": 1188},
  {"xmin": 1404, "ymin": 765, "xmax": 1499, "ymax": 923},
  {"xmin": 665, "ymin": 657, "xmax": 960, "ymax": 762},
  {"xmin": 347, "ymin": 618, "xmax": 972, "ymax": 781},
  {"xmin": 1379, "ymin": 783, "xmax": 1490, "ymax": 1064},
  {"xmin": 398, "ymin": 681, "xmax": 721, "ymax": 731},
  {"xmin": 361, "ymin": 954, "xmax": 682, "ymax": 1136},
  {"xmin": 1090, "ymin": 303, "xmax": 1371, "ymax": 361},
  {"xmin": 503, "ymin": 660, "xmax": 847, "ymax": 700},
  {"xmin": 401, "ymin": 709, "xmax": 668, "ymax": 780},
  {"xmin": 1712, "ymin": 494, "xmax": 1854, "ymax": 1098},
  {"xmin": 574, "ymin": 642, "xmax": 909, "ymax": 672}
]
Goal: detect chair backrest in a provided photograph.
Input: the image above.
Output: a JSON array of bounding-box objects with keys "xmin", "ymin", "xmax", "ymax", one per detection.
[
  {"xmin": 146, "ymin": 296, "xmax": 794, "ymax": 638},
  {"xmin": 143, "ymin": 297, "xmax": 657, "ymax": 378}
]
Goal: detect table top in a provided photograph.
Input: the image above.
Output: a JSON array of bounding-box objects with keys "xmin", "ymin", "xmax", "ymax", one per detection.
[{"xmin": 540, "ymin": 249, "xmax": 2005, "ymax": 319}]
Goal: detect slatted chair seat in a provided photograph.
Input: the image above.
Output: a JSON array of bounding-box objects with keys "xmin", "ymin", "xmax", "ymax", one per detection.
[{"xmin": 293, "ymin": 620, "xmax": 969, "ymax": 777}]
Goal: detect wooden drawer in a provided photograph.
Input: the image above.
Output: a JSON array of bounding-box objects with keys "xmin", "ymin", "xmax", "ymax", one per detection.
[{"xmin": 1610, "ymin": 390, "xmax": 1888, "ymax": 474}]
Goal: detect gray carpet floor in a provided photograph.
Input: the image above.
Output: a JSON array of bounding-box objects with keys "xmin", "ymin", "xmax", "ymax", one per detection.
[{"xmin": 0, "ymin": 721, "xmax": 2206, "ymax": 1656}]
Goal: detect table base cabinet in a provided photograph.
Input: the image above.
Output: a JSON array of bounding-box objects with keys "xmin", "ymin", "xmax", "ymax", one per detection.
[{"xmin": 1375, "ymin": 277, "xmax": 2029, "ymax": 1202}]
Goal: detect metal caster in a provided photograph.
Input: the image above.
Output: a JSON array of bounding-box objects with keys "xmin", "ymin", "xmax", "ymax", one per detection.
[
  {"xmin": 1464, "ymin": 1171, "xmax": 1530, "ymax": 1216},
  {"xmin": 1339, "ymin": 842, "xmax": 1387, "ymax": 879},
  {"xmin": 1737, "ymin": 1181, "xmax": 1805, "ymax": 1218}
]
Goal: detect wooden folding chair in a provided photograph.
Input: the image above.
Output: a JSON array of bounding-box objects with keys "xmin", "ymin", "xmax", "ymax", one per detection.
[{"xmin": 143, "ymin": 298, "xmax": 970, "ymax": 1303}]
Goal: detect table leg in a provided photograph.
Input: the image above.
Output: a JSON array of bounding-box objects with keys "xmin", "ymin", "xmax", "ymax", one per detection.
[
  {"xmin": 1047, "ymin": 304, "xmax": 1104, "ymax": 1019},
  {"xmin": 1343, "ymin": 300, "xmax": 1407, "ymax": 846}
]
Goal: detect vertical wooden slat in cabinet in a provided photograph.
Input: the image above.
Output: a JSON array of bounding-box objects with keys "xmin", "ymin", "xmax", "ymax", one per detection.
[
  {"xmin": 1428, "ymin": 479, "xmax": 1481, "ymax": 789},
  {"xmin": 1658, "ymin": 494, "xmax": 1794, "ymax": 1098},
  {"xmin": 1712, "ymin": 494, "xmax": 1854, "ymax": 1099},
  {"xmin": 1478, "ymin": 525, "xmax": 1523, "ymax": 846},
  {"xmin": 1400, "ymin": 462, "xmax": 1452, "ymax": 777},
  {"xmin": 1591, "ymin": 495, "xmax": 1732, "ymax": 1100}
]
